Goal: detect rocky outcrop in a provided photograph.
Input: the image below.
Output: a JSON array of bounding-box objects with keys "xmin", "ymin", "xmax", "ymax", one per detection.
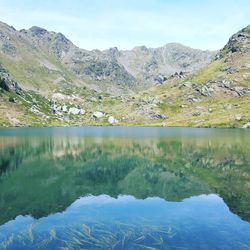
[
  {"xmin": 51, "ymin": 103, "xmax": 85, "ymax": 116},
  {"xmin": 0, "ymin": 64, "xmax": 22, "ymax": 94},
  {"xmin": 79, "ymin": 60, "xmax": 136, "ymax": 86},
  {"xmin": 243, "ymin": 122, "xmax": 250, "ymax": 128},
  {"xmin": 216, "ymin": 25, "xmax": 250, "ymax": 59},
  {"xmin": 149, "ymin": 112, "xmax": 169, "ymax": 119},
  {"xmin": 118, "ymin": 43, "xmax": 215, "ymax": 84},
  {"xmin": 192, "ymin": 80, "xmax": 250, "ymax": 97},
  {"xmin": 68, "ymin": 107, "xmax": 85, "ymax": 115}
]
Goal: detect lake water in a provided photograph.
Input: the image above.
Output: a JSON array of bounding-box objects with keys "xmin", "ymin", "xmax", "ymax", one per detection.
[{"xmin": 0, "ymin": 126, "xmax": 249, "ymax": 249}]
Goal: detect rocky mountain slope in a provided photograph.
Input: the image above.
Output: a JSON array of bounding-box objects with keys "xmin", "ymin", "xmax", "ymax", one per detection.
[
  {"xmin": 0, "ymin": 22, "xmax": 249, "ymax": 128},
  {"xmin": 133, "ymin": 25, "xmax": 250, "ymax": 127},
  {"xmin": 0, "ymin": 21, "xmax": 215, "ymax": 94},
  {"xmin": 117, "ymin": 43, "xmax": 214, "ymax": 84}
]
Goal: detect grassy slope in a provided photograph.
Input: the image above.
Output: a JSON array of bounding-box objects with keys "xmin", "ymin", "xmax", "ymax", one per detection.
[{"xmin": 0, "ymin": 74, "xmax": 249, "ymax": 128}]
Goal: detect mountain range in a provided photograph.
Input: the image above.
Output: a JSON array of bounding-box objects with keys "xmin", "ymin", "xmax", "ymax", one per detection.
[{"xmin": 0, "ymin": 21, "xmax": 249, "ymax": 128}]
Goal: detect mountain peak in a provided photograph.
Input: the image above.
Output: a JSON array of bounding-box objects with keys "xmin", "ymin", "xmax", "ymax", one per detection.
[
  {"xmin": 132, "ymin": 45, "xmax": 148, "ymax": 52},
  {"xmin": 29, "ymin": 26, "xmax": 48, "ymax": 36},
  {"xmin": 0, "ymin": 21, "xmax": 16, "ymax": 32},
  {"xmin": 55, "ymin": 32, "xmax": 70, "ymax": 44}
]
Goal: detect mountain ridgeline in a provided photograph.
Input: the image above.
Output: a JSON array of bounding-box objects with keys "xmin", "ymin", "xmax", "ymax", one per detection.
[
  {"xmin": 0, "ymin": 20, "xmax": 249, "ymax": 128},
  {"xmin": 0, "ymin": 21, "xmax": 215, "ymax": 91}
]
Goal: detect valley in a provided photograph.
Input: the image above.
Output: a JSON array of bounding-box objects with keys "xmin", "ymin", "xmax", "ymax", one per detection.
[{"xmin": 0, "ymin": 21, "xmax": 249, "ymax": 128}]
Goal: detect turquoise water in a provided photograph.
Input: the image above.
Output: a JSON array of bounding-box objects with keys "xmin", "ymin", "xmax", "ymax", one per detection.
[{"xmin": 0, "ymin": 127, "xmax": 249, "ymax": 249}]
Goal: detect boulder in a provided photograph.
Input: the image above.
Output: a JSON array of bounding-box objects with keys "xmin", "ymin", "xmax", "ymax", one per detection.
[
  {"xmin": 51, "ymin": 104, "xmax": 61, "ymax": 114},
  {"xmin": 68, "ymin": 107, "xmax": 85, "ymax": 115},
  {"xmin": 93, "ymin": 111, "xmax": 104, "ymax": 118},
  {"xmin": 235, "ymin": 115, "xmax": 242, "ymax": 121},
  {"xmin": 193, "ymin": 112, "xmax": 201, "ymax": 116},
  {"xmin": 79, "ymin": 109, "xmax": 85, "ymax": 115},
  {"xmin": 0, "ymin": 73, "xmax": 22, "ymax": 95},
  {"xmin": 149, "ymin": 112, "xmax": 169, "ymax": 119},
  {"xmin": 108, "ymin": 116, "xmax": 118, "ymax": 124},
  {"xmin": 62, "ymin": 105, "xmax": 68, "ymax": 112},
  {"xmin": 242, "ymin": 122, "xmax": 250, "ymax": 129}
]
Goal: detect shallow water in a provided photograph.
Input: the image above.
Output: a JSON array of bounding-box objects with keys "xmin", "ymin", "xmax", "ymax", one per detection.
[{"xmin": 0, "ymin": 126, "xmax": 249, "ymax": 249}]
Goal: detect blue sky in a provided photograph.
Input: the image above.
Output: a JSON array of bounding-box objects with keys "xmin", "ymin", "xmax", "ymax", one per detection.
[{"xmin": 0, "ymin": 0, "xmax": 249, "ymax": 50}]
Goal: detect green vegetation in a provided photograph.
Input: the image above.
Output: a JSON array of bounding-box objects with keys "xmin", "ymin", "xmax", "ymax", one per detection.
[
  {"xmin": 186, "ymin": 59, "xmax": 224, "ymax": 84},
  {"xmin": 0, "ymin": 131, "xmax": 249, "ymax": 223},
  {"xmin": 242, "ymin": 26, "xmax": 250, "ymax": 35}
]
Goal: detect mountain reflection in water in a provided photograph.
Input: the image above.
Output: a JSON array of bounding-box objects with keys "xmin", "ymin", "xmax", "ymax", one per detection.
[{"xmin": 0, "ymin": 127, "xmax": 249, "ymax": 249}]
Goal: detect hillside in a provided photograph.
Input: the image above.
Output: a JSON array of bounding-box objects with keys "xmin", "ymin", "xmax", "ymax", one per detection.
[
  {"xmin": 135, "ymin": 25, "xmax": 250, "ymax": 127},
  {"xmin": 0, "ymin": 22, "xmax": 249, "ymax": 128}
]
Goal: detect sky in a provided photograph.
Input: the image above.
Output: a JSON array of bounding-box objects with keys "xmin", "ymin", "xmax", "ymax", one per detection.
[{"xmin": 0, "ymin": 0, "xmax": 249, "ymax": 51}]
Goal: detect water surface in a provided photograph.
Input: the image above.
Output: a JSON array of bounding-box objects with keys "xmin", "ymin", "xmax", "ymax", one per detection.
[{"xmin": 0, "ymin": 127, "xmax": 249, "ymax": 249}]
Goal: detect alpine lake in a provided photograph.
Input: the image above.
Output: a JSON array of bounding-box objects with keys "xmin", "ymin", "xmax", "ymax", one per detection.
[{"xmin": 0, "ymin": 126, "xmax": 249, "ymax": 250}]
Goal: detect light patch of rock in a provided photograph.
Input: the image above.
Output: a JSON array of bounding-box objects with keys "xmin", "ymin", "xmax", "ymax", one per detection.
[
  {"xmin": 52, "ymin": 93, "xmax": 66, "ymax": 101},
  {"xmin": 108, "ymin": 116, "xmax": 118, "ymax": 124},
  {"xmin": 93, "ymin": 111, "xmax": 105, "ymax": 118},
  {"xmin": 235, "ymin": 115, "xmax": 242, "ymax": 121},
  {"xmin": 242, "ymin": 122, "xmax": 250, "ymax": 128},
  {"xmin": 68, "ymin": 107, "xmax": 85, "ymax": 115}
]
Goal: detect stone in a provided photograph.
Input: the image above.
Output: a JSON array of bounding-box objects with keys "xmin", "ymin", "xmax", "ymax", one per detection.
[
  {"xmin": 149, "ymin": 112, "xmax": 169, "ymax": 119},
  {"xmin": 159, "ymin": 114, "xmax": 169, "ymax": 119},
  {"xmin": 193, "ymin": 112, "xmax": 201, "ymax": 116},
  {"xmin": 29, "ymin": 105, "xmax": 44, "ymax": 116},
  {"xmin": 108, "ymin": 116, "xmax": 118, "ymax": 124},
  {"xmin": 62, "ymin": 105, "xmax": 68, "ymax": 112},
  {"xmin": 68, "ymin": 107, "xmax": 85, "ymax": 115},
  {"xmin": 224, "ymin": 104, "xmax": 233, "ymax": 110},
  {"xmin": 51, "ymin": 104, "xmax": 61, "ymax": 114},
  {"xmin": 93, "ymin": 111, "xmax": 104, "ymax": 118},
  {"xmin": 193, "ymin": 84, "xmax": 213, "ymax": 97},
  {"xmin": 79, "ymin": 109, "xmax": 85, "ymax": 115},
  {"xmin": 235, "ymin": 115, "xmax": 242, "ymax": 121},
  {"xmin": 242, "ymin": 122, "xmax": 250, "ymax": 128}
]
